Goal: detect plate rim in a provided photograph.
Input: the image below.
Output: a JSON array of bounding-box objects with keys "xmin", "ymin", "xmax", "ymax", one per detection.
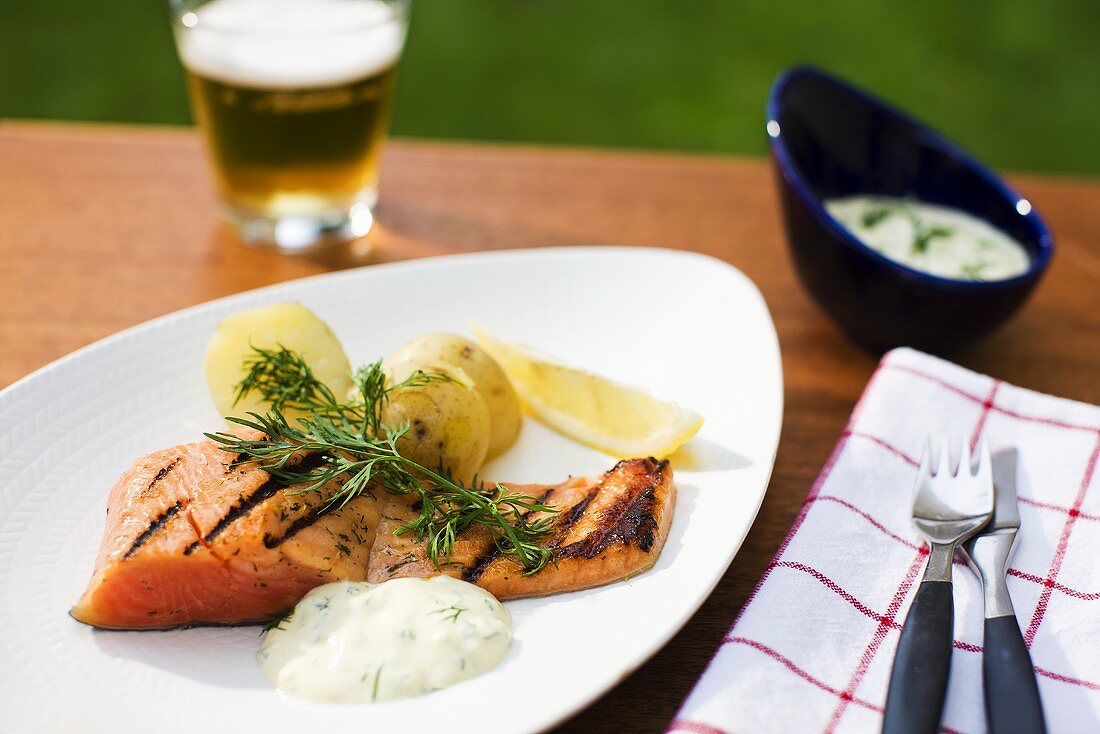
[{"xmin": 2, "ymin": 246, "xmax": 769, "ymax": 403}]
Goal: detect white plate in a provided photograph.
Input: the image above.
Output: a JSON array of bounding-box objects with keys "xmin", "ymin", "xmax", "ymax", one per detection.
[{"xmin": 0, "ymin": 247, "xmax": 782, "ymax": 734}]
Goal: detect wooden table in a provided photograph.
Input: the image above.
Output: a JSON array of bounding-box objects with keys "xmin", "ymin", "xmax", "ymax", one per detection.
[{"xmin": 3, "ymin": 121, "xmax": 1100, "ymax": 732}]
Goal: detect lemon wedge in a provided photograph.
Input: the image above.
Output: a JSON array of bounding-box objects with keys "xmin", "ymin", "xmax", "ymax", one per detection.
[{"xmin": 474, "ymin": 327, "xmax": 703, "ymax": 458}]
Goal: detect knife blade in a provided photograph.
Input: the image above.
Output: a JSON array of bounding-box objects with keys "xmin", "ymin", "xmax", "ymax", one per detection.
[{"xmin": 964, "ymin": 448, "xmax": 1019, "ymax": 618}]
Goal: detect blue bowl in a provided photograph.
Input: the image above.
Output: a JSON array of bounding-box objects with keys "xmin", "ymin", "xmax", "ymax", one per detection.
[{"xmin": 766, "ymin": 66, "xmax": 1053, "ymax": 353}]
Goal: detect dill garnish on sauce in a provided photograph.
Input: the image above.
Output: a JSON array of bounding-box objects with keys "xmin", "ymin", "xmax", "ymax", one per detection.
[
  {"xmin": 207, "ymin": 346, "xmax": 556, "ymax": 574},
  {"xmin": 433, "ymin": 605, "xmax": 468, "ymax": 623},
  {"xmin": 860, "ymin": 205, "xmax": 894, "ymax": 228},
  {"xmin": 852, "ymin": 199, "xmax": 954, "ymax": 253},
  {"xmin": 960, "ymin": 261, "xmax": 991, "ymax": 280},
  {"xmin": 902, "ymin": 199, "xmax": 953, "ymax": 254}
]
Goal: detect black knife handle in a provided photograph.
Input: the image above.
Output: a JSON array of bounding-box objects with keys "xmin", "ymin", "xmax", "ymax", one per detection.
[
  {"xmin": 882, "ymin": 581, "xmax": 954, "ymax": 734},
  {"xmin": 983, "ymin": 615, "xmax": 1047, "ymax": 734}
]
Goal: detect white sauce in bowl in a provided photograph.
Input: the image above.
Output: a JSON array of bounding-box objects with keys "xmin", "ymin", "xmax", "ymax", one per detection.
[
  {"xmin": 825, "ymin": 196, "xmax": 1030, "ymax": 281},
  {"xmin": 257, "ymin": 576, "xmax": 511, "ymax": 703}
]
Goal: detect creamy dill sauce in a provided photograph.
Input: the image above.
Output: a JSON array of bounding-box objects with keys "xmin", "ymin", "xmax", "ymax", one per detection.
[
  {"xmin": 258, "ymin": 576, "xmax": 511, "ymax": 703},
  {"xmin": 825, "ymin": 196, "xmax": 1030, "ymax": 281}
]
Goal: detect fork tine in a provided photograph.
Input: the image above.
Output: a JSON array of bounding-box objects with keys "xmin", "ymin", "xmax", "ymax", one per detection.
[
  {"xmin": 974, "ymin": 440, "xmax": 993, "ymax": 491},
  {"xmin": 916, "ymin": 440, "xmax": 932, "ymax": 479},
  {"xmin": 913, "ymin": 440, "xmax": 932, "ymax": 512},
  {"xmin": 935, "ymin": 440, "xmax": 951, "ymax": 478},
  {"xmin": 958, "ymin": 441, "xmax": 972, "ymax": 478}
]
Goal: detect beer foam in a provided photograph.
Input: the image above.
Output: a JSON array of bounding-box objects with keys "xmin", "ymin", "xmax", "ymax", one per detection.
[{"xmin": 177, "ymin": 0, "xmax": 406, "ymax": 89}]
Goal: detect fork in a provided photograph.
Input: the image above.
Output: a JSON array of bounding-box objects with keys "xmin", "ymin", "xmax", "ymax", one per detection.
[{"xmin": 882, "ymin": 441, "xmax": 994, "ymax": 734}]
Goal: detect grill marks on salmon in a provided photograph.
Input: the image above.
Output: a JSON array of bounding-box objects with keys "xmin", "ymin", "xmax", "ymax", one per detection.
[
  {"xmin": 71, "ymin": 437, "xmax": 380, "ymax": 629},
  {"xmin": 72, "ymin": 440, "xmax": 675, "ymax": 629},
  {"xmin": 368, "ymin": 457, "xmax": 675, "ymax": 600}
]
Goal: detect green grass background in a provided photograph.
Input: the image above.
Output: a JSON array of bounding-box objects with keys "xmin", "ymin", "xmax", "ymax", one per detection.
[{"xmin": 3, "ymin": 1, "xmax": 1098, "ymax": 175}]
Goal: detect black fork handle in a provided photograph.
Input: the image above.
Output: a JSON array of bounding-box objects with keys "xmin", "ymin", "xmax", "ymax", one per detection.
[
  {"xmin": 882, "ymin": 581, "xmax": 954, "ymax": 734},
  {"xmin": 983, "ymin": 614, "xmax": 1046, "ymax": 734}
]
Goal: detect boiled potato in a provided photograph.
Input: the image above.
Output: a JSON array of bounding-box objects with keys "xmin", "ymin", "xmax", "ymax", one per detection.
[
  {"xmin": 388, "ymin": 333, "xmax": 522, "ymax": 459},
  {"xmin": 381, "ymin": 360, "xmax": 491, "ymax": 484},
  {"xmin": 205, "ymin": 302, "xmax": 353, "ymax": 421}
]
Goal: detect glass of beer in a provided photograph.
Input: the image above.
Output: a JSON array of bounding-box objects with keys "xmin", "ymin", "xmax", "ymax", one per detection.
[{"xmin": 170, "ymin": 0, "xmax": 409, "ymax": 252}]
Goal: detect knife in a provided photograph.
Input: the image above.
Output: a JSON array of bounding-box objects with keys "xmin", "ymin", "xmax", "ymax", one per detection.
[{"xmin": 961, "ymin": 448, "xmax": 1047, "ymax": 734}]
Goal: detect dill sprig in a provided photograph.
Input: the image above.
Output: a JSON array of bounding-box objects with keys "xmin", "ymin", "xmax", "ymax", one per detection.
[
  {"xmin": 860, "ymin": 205, "xmax": 893, "ymax": 228},
  {"xmin": 432, "ymin": 605, "xmax": 467, "ymax": 623},
  {"xmin": 261, "ymin": 611, "xmax": 290, "ymax": 633},
  {"xmin": 371, "ymin": 665, "xmax": 384, "ymax": 702},
  {"xmin": 206, "ymin": 346, "xmax": 556, "ymax": 574},
  {"xmin": 960, "ymin": 260, "xmax": 991, "ymax": 280},
  {"xmin": 912, "ymin": 223, "xmax": 953, "ymax": 254},
  {"xmin": 236, "ymin": 343, "xmax": 340, "ymax": 414},
  {"xmin": 901, "ymin": 199, "xmax": 953, "ymax": 254}
]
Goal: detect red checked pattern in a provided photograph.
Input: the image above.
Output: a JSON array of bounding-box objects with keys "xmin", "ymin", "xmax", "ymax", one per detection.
[{"xmin": 667, "ymin": 348, "xmax": 1100, "ymax": 734}]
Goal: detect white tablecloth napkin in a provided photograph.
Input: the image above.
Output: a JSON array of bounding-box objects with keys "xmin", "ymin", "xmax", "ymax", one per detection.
[{"xmin": 668, "ymin": 347, "xmax": 1100, "ymax": 734}]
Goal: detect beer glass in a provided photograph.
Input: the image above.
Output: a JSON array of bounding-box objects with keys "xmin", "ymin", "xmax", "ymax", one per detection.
[{"xmin": 170, "ymin": 0, "xmax": 409, "ymax": 252}]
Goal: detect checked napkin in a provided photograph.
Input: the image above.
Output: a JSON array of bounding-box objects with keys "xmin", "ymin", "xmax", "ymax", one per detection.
[{"xmin": 668, "ymin": 348, "xmax": 1100, "ymax": 734}]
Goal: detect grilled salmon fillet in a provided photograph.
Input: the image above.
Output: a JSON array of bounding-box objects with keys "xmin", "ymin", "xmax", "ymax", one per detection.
[
  {"xmin": 72, "ymin": 438, "xmax": 674, "ymax": 629},
  {"xmin": 370, "ymin": 457, "xmax": 675, "ymax": 598},
  {"xmin": 70, "ymin": 435, "xmax": 381, "ymax": 629}
]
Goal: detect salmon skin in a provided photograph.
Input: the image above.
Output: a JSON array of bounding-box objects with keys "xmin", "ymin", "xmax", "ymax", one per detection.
[{"xmin": 71, "ymin": 437, "xmax": 675, "ymax": 630}]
